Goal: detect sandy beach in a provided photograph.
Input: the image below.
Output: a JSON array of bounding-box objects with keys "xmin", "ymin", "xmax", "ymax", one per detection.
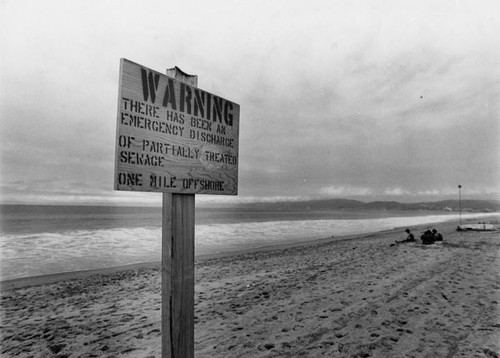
[{"xmin": 1, "ymin": 217, "xmax": 499, "ymax": 357}]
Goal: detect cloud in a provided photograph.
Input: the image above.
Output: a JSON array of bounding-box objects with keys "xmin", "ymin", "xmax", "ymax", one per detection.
[
  {"xmin": 415, "ymin": 189, "xmax": 441, "ymax": 196},
  {"xmin": 319, "ymin": 185, "xmax": 374, "ymax": 197},
  {"xmin": 384, "ymin": 187, "xmax": 412, "ymax": 196},
  {"xmin": 1, "ymin": 0, "xmax": 499, "ymax": 205}
]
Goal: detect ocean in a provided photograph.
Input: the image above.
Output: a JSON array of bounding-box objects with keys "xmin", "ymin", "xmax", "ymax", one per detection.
[{"xmin": 0, "ymin": 204, "xmax": 497, "ymax": 281}]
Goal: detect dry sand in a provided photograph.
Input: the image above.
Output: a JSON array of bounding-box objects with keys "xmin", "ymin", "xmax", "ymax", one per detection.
[{"xmin": 1, "ymin": 217, "xmax": 499, "ymax": 357}]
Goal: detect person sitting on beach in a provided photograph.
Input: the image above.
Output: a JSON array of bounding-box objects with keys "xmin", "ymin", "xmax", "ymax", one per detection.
[
  {"xmin": 432, "ymin": 229, "xmax": 443, "ymax": 242},
  {"xmin": 405, "ymin": 228, "xmax": 415, "ymax": 242},
  {"xmin": 394, "ymin": 228, "xmax": 416, "ymax": 245},
  {"xmin": 420, "ymin": 230, "xmax": 435, "ymax": 245}
]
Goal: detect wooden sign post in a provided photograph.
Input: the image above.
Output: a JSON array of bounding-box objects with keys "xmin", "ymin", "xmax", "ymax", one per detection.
[
  {"xmin": 162, "ymin": 191, "xmax": 195, "ymax": 357},
  {"xmin": 114, "ymin": 59, "xmax": 240, "ymax": 357}
]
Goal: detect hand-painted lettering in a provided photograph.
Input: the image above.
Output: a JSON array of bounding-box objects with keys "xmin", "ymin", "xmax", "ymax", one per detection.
[
  {"xmin": 193, "ymin": 89, "xmax": 206, "ymax": 118},
  {"xmin": 165, "ymin": 110, "xmax": 185, "ymax": 124},
  {"xmin": 121, "ymin": 112, "xmax": 184, "ymax": 136},
  {"xmin": 141, "ymin": 139, "xmax": 199, "ymax": 159},
  {"xmin": 180, "ymin": 83, "xmax": 193, "ymax": 114},
  {"xmin": 189, "ymin": 130, "xmax": 234, "ymax": 148},
  {"xmin": 150, "ymin": 174, "xmax": 176, "ymax": 189},
  {"xmin": 118, "ymin": 172, "xmax": 143, "ymax": 186},
  {"xmin": 116, "ymin": 60, "xmax": 239, "ymax": 195},
  {"xmin": 118, "ymin": 135, "xmax": 135, "ymax": 148},
  {"xmin": 141, "ymin": 69, "xmax": 160, "ymax": 103},
  {"xmin": 182, "ymin": 178, "xmax": 224, "ymax": 191},
  {"xmin": 120, "ymin": 150, "xmax": 164, "ymax": 167},
  {"xmin": 137, "ymin": 66, "xmax": 235, "ymax": 127},
  {"xmin": 204, "ymin": 150, "xmax": 237, "ymax": 165},
  {"xmin": 162, "ymin": 78, "xmax": 177, "ymax": 110},
  {"xmin": 190, "ymin": 116, "xmax": 212, "ymax": 131},
  {"xmin": 216, "ymin": 124, "xmax": 226, "ymax": 134},
  {"xmin": 122, "ymin": 97, "xmax": 159, "ymax": 118}
]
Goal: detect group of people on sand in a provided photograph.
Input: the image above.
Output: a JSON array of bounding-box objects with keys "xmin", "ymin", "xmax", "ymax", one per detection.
[{"xmin": 392, "ymin": 228, "xmax": 443, "ymax": 246}]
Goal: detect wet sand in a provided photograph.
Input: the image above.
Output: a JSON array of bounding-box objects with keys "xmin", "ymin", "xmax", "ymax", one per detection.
[{"xmin": 1, "ymin": 217, "xmax": 499, "ymax": 357}]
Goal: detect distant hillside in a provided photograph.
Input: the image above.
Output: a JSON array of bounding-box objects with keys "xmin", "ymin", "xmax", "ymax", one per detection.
[
  {"xmin": 223, "ymin": 199, "xmax": 500, "ymax": 213},
  {"xmin": 365, "ymin": 200, "xmax": 500, "ymax": 212},
  {"xmin": 232, "ymin": 199, "xmax": 364, "ymax": 212}
]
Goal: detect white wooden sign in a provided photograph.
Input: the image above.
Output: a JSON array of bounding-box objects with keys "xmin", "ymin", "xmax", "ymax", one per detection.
[{"xmin": 115, "ymin": 59, "xmax": 239, "ymax": 195}]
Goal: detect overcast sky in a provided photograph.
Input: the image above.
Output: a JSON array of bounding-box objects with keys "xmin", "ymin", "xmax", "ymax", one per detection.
[{"xmin": 1, "ymin": 0, "xmax": 499, "ymax": 206}]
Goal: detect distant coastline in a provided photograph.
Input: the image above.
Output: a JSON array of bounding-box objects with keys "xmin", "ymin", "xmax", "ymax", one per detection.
[{"xmin": 2, "ymin": 197, "xmax": 498, "ymax": 212}]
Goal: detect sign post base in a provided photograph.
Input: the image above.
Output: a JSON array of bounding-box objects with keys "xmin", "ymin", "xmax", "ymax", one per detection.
[{"xmin": 162, "ymin": 192, "xmax": 195, "ymax": 357}]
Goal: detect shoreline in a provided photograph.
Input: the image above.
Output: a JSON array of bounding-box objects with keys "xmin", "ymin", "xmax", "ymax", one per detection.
[
  {"xmin": 0, "ymin": 230, "xmax": 391, "ymax": 291},
  {"xmin": 1, "ymin": 216, "xmax": 499, "ymax": 357},
  {"xmin": 1, "ymin": 215, "xmax": 496, "ymax": 291}
]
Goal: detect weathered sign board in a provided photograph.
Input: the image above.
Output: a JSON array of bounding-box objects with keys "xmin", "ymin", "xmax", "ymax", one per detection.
[{"xmin": 115, "ymin": 59, "xmax": 239, "ymax": 195}]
